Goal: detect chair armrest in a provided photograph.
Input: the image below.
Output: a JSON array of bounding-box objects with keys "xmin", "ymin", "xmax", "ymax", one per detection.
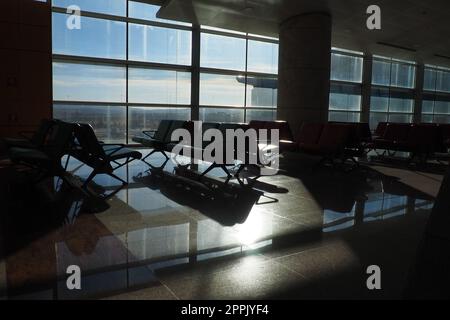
[
  {"xmin": 143, "ymin": 130, "xmax": 157, "ymax": 139},
  {"xmin": 102, "ymin": 143, "xmax": 125, "ymax": 147},
  {"xmin": 18, "ymin": 130, "xmax": 35, "ymax": 141},
  {"xmin": 102, "ymin": 144, "xmax": 127, "ymax": 157}
]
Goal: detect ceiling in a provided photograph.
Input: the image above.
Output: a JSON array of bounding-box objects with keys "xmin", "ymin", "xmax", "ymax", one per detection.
[{"xmin": 148, "ymin": 0, "xmax": 450, "ymax": 67}]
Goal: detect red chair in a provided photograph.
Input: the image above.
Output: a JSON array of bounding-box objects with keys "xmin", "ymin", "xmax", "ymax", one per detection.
[
  {"xmin": 373, "ymin": 122, "xmax": 388, "ymax": 139},
  {"xmin": 297, "ymin": 123, "xmax": 324, "ymax": 147},
  {"xmin": 299, "ymin": 123, "xmax": 352, "ymax": 163}
]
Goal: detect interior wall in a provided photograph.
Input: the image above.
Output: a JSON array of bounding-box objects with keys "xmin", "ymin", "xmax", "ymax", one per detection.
[{"xmin": 0, "ymin": 0, "xmax": 52, "ymax": 138}]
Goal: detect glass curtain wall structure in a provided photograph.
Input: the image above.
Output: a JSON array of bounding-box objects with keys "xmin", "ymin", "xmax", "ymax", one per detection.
[
  {"xmin": 422, "ymin": 65, "xmax": 450, "ymax": 123},
  {"xmin": 51, "ymin": 1, "xmax": 278, "ymax": 143},
  {"xmin": 51, "ymin": 1, "xmax": 450, "ymax": 143},
  {"xmin": 369, "ymin": 55, "xmax": 416, "ymax": 129},
  {"xmin": 199, "ymin": 27, "xmax": 278, "ymax": 123},
  {"xmin": 328, "ymin": 48, "xmax": 364, "ymax": 122}
]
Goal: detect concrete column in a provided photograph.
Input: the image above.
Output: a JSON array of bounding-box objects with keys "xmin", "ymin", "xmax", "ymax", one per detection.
[
  {"xmin": 277, "ymin": 12, "xmax": 332, "ymax": 136},
  {"xmin": 414, "ymin": 64, "xmax": 425, "ymax": 123},
  {"xmin": 191, "ymin": 24, "xmax": 201, "ymax": 121},
  {"xmin": 361, "ymin": 55, "xmax": 373, "ymax": 123}
]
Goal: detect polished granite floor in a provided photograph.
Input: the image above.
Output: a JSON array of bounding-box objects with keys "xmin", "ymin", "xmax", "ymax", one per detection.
[{"xmin": 0, "ymin": 150, "xmax": 443, "ymax": 300}]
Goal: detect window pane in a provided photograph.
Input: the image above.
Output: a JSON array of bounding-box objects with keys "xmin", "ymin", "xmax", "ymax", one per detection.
[
  {"xmin": 389, "ymin": 97, "xmax": 413, "ymax": 113},
  {"xmin": 422, "ymin": 114, "xmax": 433, "ymax": 123},
  {"xmin": 199, "ymin": 108, "xmax": 244, "ymax": 123},
  {"xmin": 372, "ymin": 58, "xmax": 415, "ymax": 88},
  {"xmin": 52, "ymin": 0, "xmax": 126, "ymax": 16},
  {"xmin": 246, "ymin": 76, "xmax": 277, "ymax": 108},
  {"xmin": 128, "ymin": 24, "xmax": 191, "ymax": 65},
  {"xmin": 52, "ymin": 13, "xmax": 126, "ymax": 59},
  {"xmin": 329, "ymin": 111, "xmax": 360, "ymax": 123},
  {"xmin": 433, "ymin": 115, "xmax": 450, "ymax": 123},
  {"xmin": 53, "ymin": 104, "xmax": 126, "ymax": 144},
  {"xmin": 128, "ymin": 107, "xmax": 190, "ymax": 138},
  {"xmin": 128, "ymin": 68, "xmax": 191, "ymax": 104},
  {"xmin": 434, "ymin": 100, "xmax": 450, "ymax": 114},
  {"xmin": 388, "ymin": 114, "xmax": 412, "ymax": 123},
  {"xmin": 200, "ymin": 33, "xmax": 246, "ymax": 71},
  {"xmin": 128, "ymin": 1, "xmax": 191, "ymax": 26},
  {"xmin": 200, "ymin": 73, "xmax": 245, "ymax": 107},
  {"xmin": 246, "ymin": 109, "xmax": 276, "ymax": 122},
  {"xmin": 330, "ymin": 53, "xmax": 363, "ymax": 83},
  {"xmin": 372, "ymin": 60, "xmax": 391, "ymax": 86},
  {"xmin": 330, "ymin": 83, "xmax": 361, "ymax": 112},
  {"xmin": 436, "ymin": 69, "xmax": 450, "ymax": 93},
  {"xmin": 422, "ymin": 100, "xmax": 434, "ymax": 114},
  {"xmin": 370, "ymin": 113, "xmax": 388, "ymax": 130},
  {"xmin": 53, "ymin": 62, "xmax": 126, "ymax": 102},
  {"xmin": 247, "ymin": 40, "xmax": 278, "ymax": 74},
  {"xmin": 424, "ymin": 68, "xmax": 436, "ymax": 91},
  {"xmin": 390, "ymin": 63, "xmax": 415, "ymax": 88},
  {"xmin": 329, "ymin": 93, "xmax": 361, "ymax": 111},
  {"xmin": 371, "ymin": 88, "xmax": 389, "ymax": 112}
]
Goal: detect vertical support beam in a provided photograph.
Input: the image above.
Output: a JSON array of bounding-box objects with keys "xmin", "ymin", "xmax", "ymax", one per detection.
[
  {"xmin": 354, "ymin": 199, "xmax": 366, "ymax": 225},
  {"xmin": 277, "ymin": 12, "xmax": 332, "ymax": 137},
  {"xmin": 125, "ymin": 0, "xmax": 129, "ymax": 144},
  {"xmin": 406, "ymin": 196, "xmax": 416, "ymax": 215},
  {"xmin": 361, "ymin": 55, "xmax": 373, "ymax": 123},
  {"xmin": 189, "ymin": 220, "xmax": 198, "ymax": 264},
  {"xmin": 414, "ymin": 64, "xmax": 425, "ymax": 123},
  {"xmin": 191, "ymin": 24, "xmax": 201, "ymax": 121}
]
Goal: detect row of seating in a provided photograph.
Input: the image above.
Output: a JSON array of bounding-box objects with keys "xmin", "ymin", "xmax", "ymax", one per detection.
[
  {"xmin": 371, "ymin": 122, "xmax": 450, "ymax": 160},
  {"xmin": 3, "ymin": 120, "xmax": 142, "ymax": 198},
  {"xmin": 132, "ymin": 120, "xmax": 376, "ymax": 173},
  {"xmin": 132, "ymin": 118, "xmax": 450, "ymax": 173},
  {"xmin": 295, "ymin": 122, "xmax": 370, "ymax": 167},
  {"xmin": 132, "ymin": 120, "xmax": 283, "ymax": 185}
]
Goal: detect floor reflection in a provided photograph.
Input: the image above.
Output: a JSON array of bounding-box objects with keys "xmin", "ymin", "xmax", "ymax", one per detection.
[{"xmin": 0, "ymin": 149, "xmax": 438, "ymax": 299}]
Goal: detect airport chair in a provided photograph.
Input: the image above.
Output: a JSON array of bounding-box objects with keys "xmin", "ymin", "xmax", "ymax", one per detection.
[
  {"xmin": 8, "ymin": 120, "xmax": 76, "ymax": 183},
  {"xmin": 3, "ymin": 119, "xmax": 56, "ymax": 150},
  {"xmin": 71, "ymin": 123, "xmax": 142, "ymax": 198}
]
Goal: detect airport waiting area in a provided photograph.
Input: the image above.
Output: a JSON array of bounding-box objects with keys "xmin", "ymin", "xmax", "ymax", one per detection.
[{"xmin": 1, "ymin": 0, "xmax": 450, "ymax": 301}]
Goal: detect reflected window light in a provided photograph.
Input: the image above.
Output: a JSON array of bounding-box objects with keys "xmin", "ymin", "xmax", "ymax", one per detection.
[{"xmin": 235, "ymin": 211, "xmax": 272, "ymax": 246}]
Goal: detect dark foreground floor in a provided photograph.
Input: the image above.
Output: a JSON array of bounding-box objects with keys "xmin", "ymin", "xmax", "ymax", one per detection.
[{"xmin": 0, "ymin": 151, "xmax": 444, "ymax": 299}]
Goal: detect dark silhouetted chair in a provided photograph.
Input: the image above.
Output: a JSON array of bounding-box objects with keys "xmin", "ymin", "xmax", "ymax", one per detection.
[
  {"xmin": 133, "ymin": 120, "xmax": 186, "ymax": 164},
  {"xmin": 373, "ymin": 121, "xmax": 388, "ymax": 139},
  {"xmin": 9, "ymin": 120, "xmax": 76, "ymax": 182},
  {"xmin": 372, "ymin": 123, "xmax": 412, "ymax": 153},
  {"xmin": 3, "ymin": 119, "xmax": 56, "ymax": 150},
  {"xmin": 297, "ymin": 123, "xmax": 324, "ymax": 147},
  {"xmin": 72, "ymin": 123, "xmax": 142, "ymax": 197},
  {"xmin": 299, "ymin": 123, "xmax": 352, "ymax": 165}
]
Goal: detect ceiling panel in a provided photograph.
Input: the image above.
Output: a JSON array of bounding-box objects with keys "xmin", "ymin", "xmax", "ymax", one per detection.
[{"xmin": 155, "ymin": 0, "xmax": 450, "ymax": 66}]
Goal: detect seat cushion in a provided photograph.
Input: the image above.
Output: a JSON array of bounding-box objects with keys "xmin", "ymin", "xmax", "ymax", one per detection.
[
  {"xmin": 9, "ymin": 147, "xmax": 51, "ymax": 163},
  {"xmin": 3, "ymin": 138, "xmax": 35, "ymax": 149},
  {"xmin": 382, "ymin": 123, "xmax": 411, "ymax": 142},
  {"xmin": 132, "ymin": 136, "xmax": 166, "ymax": 149},
  {"xmin": 317, "ymin": 124, "xmax": 351, "ymax": 152},
  {"xmin": 104, "ymin": 147, "xmax": 142, "ymax": 161}
]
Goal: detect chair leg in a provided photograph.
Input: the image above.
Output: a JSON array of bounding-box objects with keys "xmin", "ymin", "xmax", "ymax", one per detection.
[
  {"xmin": 200, "ymin": 163, "xmax": 217, "ymax": 178},
  {"xmin": 142, "ymin": 149, "xmax": 157, "ymax": 162},
  {"xmin": 82, "ymin": 170, "xmax": 97, "ymax": 189},
  {"xmin": 234, "ymin": 164, "xmax": 246, "ymax": 185},
  {"xmin": 220, "ymin": 165, "xmax": 233, "ymax": 185},
  {"xmin": 64, "ymin": 155, "xmax": 71, "ymax": 171},
  {"xmin": 142, "ymin": 149, "xmax": 170, "ymax": 168}
]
